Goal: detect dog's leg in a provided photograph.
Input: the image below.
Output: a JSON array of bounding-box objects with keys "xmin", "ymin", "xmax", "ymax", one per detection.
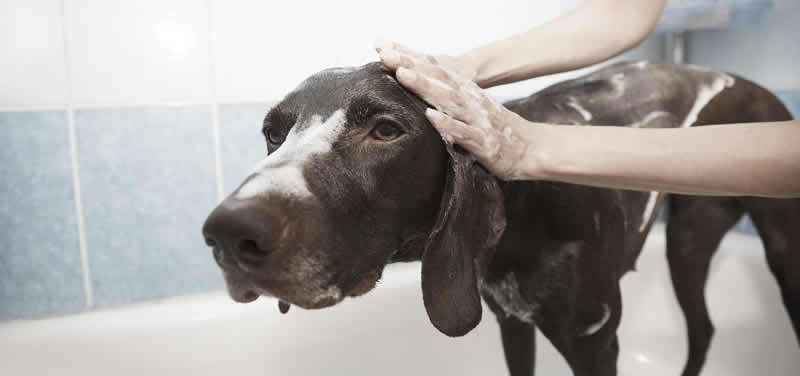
[
  {"xmin": 533, "ymin": 284, "xmax": 621, "ymax": 376},
  {"xmin": 567, "ymin": 288, "xmax": 622, "ymax": 376},
  {"xmin": 482, "ymin": 290, "xmax": 538, "ymax": 376},
  {"xmin": 569, "ymin": 335, "xmax": 620, "ymax": 376},
  {"xmin": 667, "ymin": 195, "xmax": 743, "ymax": 376},
  {"xmin": 745, "ymin": 198, "xmax": 800, "ymax": 343},
  {"xmin": 498, "ymin": 316, "xmax": 537, "ymax": 376}
]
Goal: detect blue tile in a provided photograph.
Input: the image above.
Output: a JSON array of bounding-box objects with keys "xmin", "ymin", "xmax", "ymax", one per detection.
[
  {"xmin": 776, "ymin": 90, "xmax": 800, "ymax": 119},
  {"xmin": 75, "ymin": 106, "xmax": 222, "ymax": 307},
  {"xmin": 0, "ymin": 111, "xmax": 85, "ymax": 320},
  {"xmin": 218, "ymin": 103, "xmax": 271, "ymax": 195}
]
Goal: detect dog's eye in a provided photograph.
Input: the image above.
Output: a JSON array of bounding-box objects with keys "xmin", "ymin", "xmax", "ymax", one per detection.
[
  {"xmin": 371, "ymin": 121, "xmax": 403, "ymax": 142},
  {"xmin": 266, "ymin": 128, "xmax": 286, "ymax": 145}
]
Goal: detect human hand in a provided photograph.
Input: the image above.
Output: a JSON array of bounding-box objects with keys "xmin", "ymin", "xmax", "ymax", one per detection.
[
  {"xmin": 375, "ymin": 40, "xmax": 536, "ymax": 180},
  {"xmin": 375, "ymin": 40, "xmax": 479, "ymax": 83}
]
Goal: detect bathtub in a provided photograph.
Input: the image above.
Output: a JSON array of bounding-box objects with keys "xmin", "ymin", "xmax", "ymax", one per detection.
[{"xmin": 1, "ymin": 224, "xmax": 798, "ymax": 375}]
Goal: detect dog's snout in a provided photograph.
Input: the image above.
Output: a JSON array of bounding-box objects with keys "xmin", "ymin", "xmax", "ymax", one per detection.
[{"xmin": 202, "ymin": 199, "xmax": 282, "ymax": 266}]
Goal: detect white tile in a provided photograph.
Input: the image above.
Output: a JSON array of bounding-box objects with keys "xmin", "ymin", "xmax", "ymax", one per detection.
[
  {"xmin": 211, "ymin": 0, "xmax": 583, "ymax": 102},
  {"xmin": 0, "ymin": 0, "xmax": 69, "ymax": 109},
  {"xmin": 65, "ymin": 0, "xmax": 212, "ymax": 106}
]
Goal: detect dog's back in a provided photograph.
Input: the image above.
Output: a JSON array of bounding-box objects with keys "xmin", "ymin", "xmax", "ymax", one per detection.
[
  {"xmin": 492, "ymin": 61, "xmax": 799, "ymax": 376},
  {"xmin": 503, "ymin": 61, "xmax": 793, "ymax": 271}
]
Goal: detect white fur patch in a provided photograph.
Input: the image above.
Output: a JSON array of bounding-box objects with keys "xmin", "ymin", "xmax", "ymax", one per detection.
[
  {"xmin": 312, "ymin": 285, "xmax": 343, "ymax": 304},
  {"xmin": 480, "ymin": 272, "xmax": 538, "ymax": 324},
  {"xmin": 566, "ymin": 97, "xmax": 593, "ymax": 121},
  {"xmin": 593, "ymin": 211, "xmax": 601, "ymax": 232},
  {"xmin": 680, "ymin": 72, "xmax": 735, "ymax": 129},
  {"xmin": 630, "ymin": 111, "xmax": 671, "ymax": 128},
  {"xmin": 610, "ymin": 73, "xmax": 626, "ymax": 97},
  {"xmin": 639, "ymin": 191, "xmax": 660, "ymax": 232},
  {"xmin": 633, "ymin": 71, "xmax": 733, "ymax": 232},
  {"xmin": 581, "ymin": 304, "xmax": 611, "ymax": 336},
  {"xmin": 235, "ymin": 110, "xmax": 346, "ymax": 200}
]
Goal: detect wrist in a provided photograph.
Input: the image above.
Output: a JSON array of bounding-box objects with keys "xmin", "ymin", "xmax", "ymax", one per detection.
[
  {"xmin": 456, "ymin": 50, "xmax": 483, "ymax": 84},
  {"xmin": 514, "ymin": 118, "xmax": 564, "ymax": 181}
]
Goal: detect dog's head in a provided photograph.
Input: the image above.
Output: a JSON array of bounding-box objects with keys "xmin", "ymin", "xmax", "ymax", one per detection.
[{"xmin": 202, "ymin": 62, "xmax": 505, "ymax": 336}]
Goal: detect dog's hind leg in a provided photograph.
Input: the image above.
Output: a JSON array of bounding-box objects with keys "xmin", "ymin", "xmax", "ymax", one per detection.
[
  {"xmin": 745, "ymin": 198, "xmax": 800, "ymax": 343},
  {"xmin": 498, "ymin": 316, "xmax": 537, "ymax": 376},
  {"xmin": 666, "ymin": 195, "xmax": 744, "ymax": 376}
]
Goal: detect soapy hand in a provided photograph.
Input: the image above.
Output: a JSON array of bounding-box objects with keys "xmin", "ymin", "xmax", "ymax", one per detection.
[{"xmin": 375, "ymin": 40, "xmax": 533, "ymax": 180}]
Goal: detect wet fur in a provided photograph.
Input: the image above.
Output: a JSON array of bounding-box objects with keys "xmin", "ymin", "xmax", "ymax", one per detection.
[
  {"xmin": 204, "ymin": 61, "xmax": 800, "ymax": 376},
  {"xmin": 490, "ymin": 61, "xmax": 799, "ymax": 376}
]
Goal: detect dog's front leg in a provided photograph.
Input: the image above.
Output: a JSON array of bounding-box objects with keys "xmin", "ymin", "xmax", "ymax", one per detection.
[
  {"xmin": 498, "ymin": 316, "xmax": 537, "ymax": 376},
  {"xmin": 537, "ymin": 285, "xmax": 622, "ymax": 376},
  {"xmin": 561, "ymin": 298, "xmax": 622, "ymax": 376},
  {"xmin": 483, "ymin": 287, "xmax": 537, "ymax": 376}
]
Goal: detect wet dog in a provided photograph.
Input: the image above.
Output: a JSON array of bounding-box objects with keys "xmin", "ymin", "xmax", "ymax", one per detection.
[{"xmin": 202, "ymin": 61, "xmax": 799, "ymax": 376}]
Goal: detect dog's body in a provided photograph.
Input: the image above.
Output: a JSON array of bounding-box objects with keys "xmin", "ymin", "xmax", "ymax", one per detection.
[
  {"xmin": 202, "ymin": 61, "xmax": 799, "ymax": 376},
  {"xmin": 477, "ymin": 61, "xmax": 800, "ymax": 376}
]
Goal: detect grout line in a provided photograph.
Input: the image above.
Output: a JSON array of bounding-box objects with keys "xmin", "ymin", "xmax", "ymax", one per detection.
[
  {"xmin": 0, "ymin": 100, "xmax": 279, "ymax": 113},
  {"xmin": 2, "ymin": 87, "xmax": 800, "ymax": 114},
  {"xmin": 66, "ymin": 109, "xmax": 93, "ymax": 307},
  {"xmin": 211, "ymin": 102, "xmax": 224, "ymax": 202},
  {"xmin": 206, "ymin": 0, "xmax": 224, "ymax": 202},
  {"xmin": 61, "ymin": 0, "xmax": 93, "ymax": 308},
  {"xmin": 0, "ymin": 105, "xmax": 72, "ymax": 112}
]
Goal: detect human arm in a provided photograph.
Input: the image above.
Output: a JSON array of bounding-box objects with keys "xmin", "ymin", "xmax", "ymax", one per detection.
[
  {"xmin": 376, "ymin": 0, "xmax": 668, "ymax": 88},
  {"xmin": 380, "ymin": 56, "xmax": 800, "ymax": 198},
  {"xmin": 511, "ymin": 117, "xmax": 800, "ymax": 198},
  {"xmin": 466, "ymin": 0, "xmax": 668, "ymax": 87}
]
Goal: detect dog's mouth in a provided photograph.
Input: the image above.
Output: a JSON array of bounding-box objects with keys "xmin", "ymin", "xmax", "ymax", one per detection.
[
  {"xmin": 222, "ymin": 267, "xmax": 384, "ymax": 314},
  {"xmin": 230, "ymin": 287, "xmax": 292, "ymax": 314}
]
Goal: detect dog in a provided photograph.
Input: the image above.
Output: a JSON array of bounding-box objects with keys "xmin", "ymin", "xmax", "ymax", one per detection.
[{"xmin": 202, "ymin": 61, "xmax": 799, "ymax": 376}]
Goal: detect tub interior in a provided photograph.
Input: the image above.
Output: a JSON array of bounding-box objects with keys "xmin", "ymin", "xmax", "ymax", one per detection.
[{"xmin": 0, "ymin": 225, "xmax": 798, "ymax": 375}]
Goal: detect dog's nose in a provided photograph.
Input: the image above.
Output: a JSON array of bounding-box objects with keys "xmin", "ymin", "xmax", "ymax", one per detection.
[{"xmin": 202, "ymin": 199, "xmax": 282, "ymax": 266}]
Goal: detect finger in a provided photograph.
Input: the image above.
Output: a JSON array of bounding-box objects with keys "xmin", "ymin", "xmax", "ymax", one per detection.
[
  {"xmin": 425, "ymin": 109, "xmax": 488, "ymax": 153},
  {"xmin": 375, "ymin": 39, "xmax": 434, "ymax": 64},
  {"xmin": 374, "ymin": 43, "xmax": 466, "ymax": 91},
  {"xmin": 409, "ymin": 60, "xmax": 458, "ymax": 88},
  {"xmin": 378, "ymin": 48, "xmax": 418, "ymax": 71},
  {"xmin": 396, "ymin": 68, "xmax": 461, "ymax": 113},
  {"xmin": 373, "ymin": 39, "xmax": 393, "ymax": 53}
]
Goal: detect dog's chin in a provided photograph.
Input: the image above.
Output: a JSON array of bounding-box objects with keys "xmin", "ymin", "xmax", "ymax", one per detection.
[
  {"xmin": 230, "ymin": 289, "xmax": 260, "ymax": 303},
  {"xmin": 222, "ymin": 272, "xmax": 261, "ymax": 303},
  {"xmin": 222, "ymin": 267, "xmax": 383, "ymax": 310},
  {"xmin": 346, "ymin": 268, "xmax": 383, "ymax": 298}
]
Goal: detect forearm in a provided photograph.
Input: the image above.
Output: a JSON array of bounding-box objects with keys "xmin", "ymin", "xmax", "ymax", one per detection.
[
  {"xmin": 465, "ymin": 0, "xmax": 667, "ymax": 88},
  {"xmin": 525, "ymin": 120, "xmax": 800, "ymax": 198}
]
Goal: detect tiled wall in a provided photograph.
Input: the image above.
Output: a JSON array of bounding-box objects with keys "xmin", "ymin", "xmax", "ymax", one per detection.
[
  {"xmin": 685, "ymin": 0, "xmax": 800, "ymax": 233},
  {"xmin": 1, "ymin": 111, "xmax": 84, "ymax": 319},
  {"xmin": 1, "ymin": 102, "xmax": 274, "ymax": 320},
  {"xmin": 688, "ymin": 0, "xmax": 800, "ymax": 91},
  {"xmin": 0, "ymin": 0, "xmax": 796, "ymax": 320},
  {"xmin": 1, "ymin": 0, "xmax": 594, "ymax": 321}
]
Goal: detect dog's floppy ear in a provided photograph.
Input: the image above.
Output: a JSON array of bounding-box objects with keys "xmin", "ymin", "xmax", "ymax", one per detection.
[{"xmin": 421, "ymin": 143, "xmax": 506, "ymax": 337}]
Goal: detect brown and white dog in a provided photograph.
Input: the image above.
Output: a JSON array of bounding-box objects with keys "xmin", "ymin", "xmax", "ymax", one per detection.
[{"xmin": 202, "ymin": 61, "xmax": 800, "ymax": 376}]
